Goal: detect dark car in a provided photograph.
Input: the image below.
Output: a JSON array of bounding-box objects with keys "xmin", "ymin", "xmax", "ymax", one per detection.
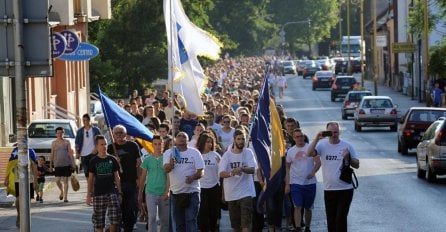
[
  {"xmin": 341, "ymin": 90, "xmax": 372, "ymax": 119},
  {"xmin": 303, "ymin": 60, "xmax": 321, "ymax": 79},
  {"xmin": 398, "ymin": 107, "xmax": 446, "ymax": 155},
  {"xmin": 312, "ymin": 71, "xmax": 335, "ymax": 90},
  {"xmin": 330, "ymin": 76, "xmax": 358, "ymax": 102},
  {"xmin": 335, "ymin": 60, "xmax": 347, "ymax": 74},
  {"xmin": 351, "ymin": 59, "xmax": 362, "ymax": 73}
]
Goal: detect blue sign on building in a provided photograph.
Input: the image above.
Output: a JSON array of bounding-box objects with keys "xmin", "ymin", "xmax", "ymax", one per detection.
[
  {"xmin": 51, "ymin": 32, "xmax": 67, "ymax": 58},
  {"xmin": 60, "ymin": 30, "xmax": 80, "ymax": 54},
  {"xmin": 58, "ymin": 43, "xmax": 99, "ymax": 61}
]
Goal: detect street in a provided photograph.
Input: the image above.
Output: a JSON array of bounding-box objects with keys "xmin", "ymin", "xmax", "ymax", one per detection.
[{"xmin": 1, "ymin": 73, "xmax": 446, "ymax": 231}]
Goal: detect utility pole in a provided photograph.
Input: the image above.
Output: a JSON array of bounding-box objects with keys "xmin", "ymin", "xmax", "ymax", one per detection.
[
  {"xmin": 347, "ymin": 0, "xmax": 352, "ymax": 75},
  {"xmin": 424, "ymin": 0, "xmax": 429, "ymax": 106},
  {"xmin": 373, "ymin": 0, "xmax": 378, "ymax": 95},
  {"xmin": 13, "ymin": 0, "xmax": 30, "ymax": 231},
  {"xmin": 360, "ymin": 0, "xmax": 365, "ymax": 88}
]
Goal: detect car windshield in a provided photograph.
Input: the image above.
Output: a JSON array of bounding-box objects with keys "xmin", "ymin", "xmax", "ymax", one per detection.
[
  {"xmin": 336, "ymin": 78, "xmax": 356, "ymax": 85},
  {"xmin": 28, "ymin": 122, "xmax": 75, "ymax": 138},
  {"xmin": 409, "ymin": 110, "xmax": 446, "ymax": 122},
  {"xmin": 349, "ymin": 92, "xmax": 371, "ymax": 101},
  {"xmin": 362, "ymin": 99, "xmax": 392, "ymax": 108},
  {"xmin": 283, "ymin": 61, "xmax": 293, "ymax": 66}
]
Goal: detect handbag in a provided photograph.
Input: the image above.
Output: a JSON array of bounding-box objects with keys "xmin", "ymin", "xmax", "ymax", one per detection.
[
  {"xmin": 339, "ymin": 158, "xmax": 358, "ymax": 189},
  {"xmin": 70, "ymin": 174, "xmax": 80, "ymax": 192}
]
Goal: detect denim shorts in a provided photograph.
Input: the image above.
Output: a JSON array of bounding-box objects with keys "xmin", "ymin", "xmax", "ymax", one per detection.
[{"xmin": 290, "ymin": 183, "xmax": 316, "ymax": 209}]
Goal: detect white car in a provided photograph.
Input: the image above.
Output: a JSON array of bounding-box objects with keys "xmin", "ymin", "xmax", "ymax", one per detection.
[
  {"xmin": 28, "ymin": 119, "xmax": 79, "ymax": 170},
  {"xmin": 354, "ymin": 96, "xmax": 398, "ymax": 132}
]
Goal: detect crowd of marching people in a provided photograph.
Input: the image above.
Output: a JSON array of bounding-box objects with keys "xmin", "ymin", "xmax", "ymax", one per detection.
[{"xmin": 4, "ymin": 56, "xmax": 359, "ymax": 232}]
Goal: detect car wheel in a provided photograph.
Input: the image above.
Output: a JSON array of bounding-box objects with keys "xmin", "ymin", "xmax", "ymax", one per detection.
[
  {"xmin": 390, "ymin": 124, "xmax": 397, "ymax": 132},
  {"xmin": 416, "ymin": 156, "xmax": 426, "ymax": 178},
  {"xmin": 331, "ymin": 95, "xmax": 335, "ymax": 102},
  {"xmin": 354, "ymin": 122, "xmax": 361, "ymax": 132},
  {"xmin": 401, "ymin": 141, "xmax": 408, "ymax": 155},
  {"xmin": 426, "ymin": 159, "xmax": 437, "ymax": 183},
  {"xmin": 397, "ymin": 139, "xmax": 401, "ymax": 153},
  {"xmin": 342, "ymin": 112, "xmax": 347, "ymax": 120},
  {"xmin": 312, "ymin": 86, "xmax": 315, "ymax": 91}
]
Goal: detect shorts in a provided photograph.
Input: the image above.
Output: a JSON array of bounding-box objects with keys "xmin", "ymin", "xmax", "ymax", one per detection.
[
  {"xmin": 228, "ymin": 196, "xmax": 253, "ymax": 229},
  {"xmin": 14, "ymin": 182, "xmax": 35, "ymax": 199},
  {"xmin": 37, "ymin": 182, "xmax": 45, "ymax": 192},
  {"xmin": 54, "ymin": 166, "xmax": 72, "ymax": 177},
  {"xmin": 290, "ymin": 183, "xmax": 316, "ymax": 209},
  {"xmin": 92, "ymin": 193, "xmax": 122, "ymax": 229}
]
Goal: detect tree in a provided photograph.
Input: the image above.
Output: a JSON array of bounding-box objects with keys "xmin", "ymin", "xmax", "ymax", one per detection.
[
  {"xmin": 268, "ymin": 0, "xmax": 339, "ymax": 57},
  {"xmin": 209, "ymin": 0, "xmax": 276, "ymax": 56}
]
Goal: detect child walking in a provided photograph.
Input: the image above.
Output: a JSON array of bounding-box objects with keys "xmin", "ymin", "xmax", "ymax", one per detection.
[{"xmin": 36, "ymin": 156, "xmax": 47, "ymax": 203}]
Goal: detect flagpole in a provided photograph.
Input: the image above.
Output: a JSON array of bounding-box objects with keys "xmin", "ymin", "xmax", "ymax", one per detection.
[
  {"xmin": 98, "ymin": 87, "xmax": 123, "ymax": 173},
  {"xmin": 247, "ymin": 63, "xmax": 271, "ymax": 145},
  {"xmin": 169, "ymin": 0, "xmax": 176, "ymax": 151}
]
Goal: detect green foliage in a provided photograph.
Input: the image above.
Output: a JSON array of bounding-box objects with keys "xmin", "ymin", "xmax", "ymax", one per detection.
[
  {"xmin": 268, "ymin": 0, "xmax": 339, "ymax": 56},
  {"xmin": 209, "ymin": 0, "xmax": 276, "ymax": 56},
  {"xmin": 429, "ymin": 42, "xmax": 446, "ymax": 79},
  {"xmin": 408, "ymin": 0, "xmax": 437, "ymax": 35}
]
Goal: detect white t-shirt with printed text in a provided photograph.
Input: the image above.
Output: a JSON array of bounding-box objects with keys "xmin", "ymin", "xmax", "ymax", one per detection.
[
  {"xmin": 218, "ymin": 148, "xmax": 257, "ymax": 201},
  {"xmin": 163, "ymin": 147, "xmax": 205, "ymax": 194},
  {"xmin": 315, "ymin": 139, "xmax": 358, "ymax": 190},
  {"xmin": 200, "ymin": 151, "xmax": 221, "ymax": 189}
]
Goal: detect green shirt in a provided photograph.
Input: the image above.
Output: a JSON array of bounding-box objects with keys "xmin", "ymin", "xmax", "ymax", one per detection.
[{"xmin": 141, "ymin": 154, "xmax": 167, "ymax": 195}]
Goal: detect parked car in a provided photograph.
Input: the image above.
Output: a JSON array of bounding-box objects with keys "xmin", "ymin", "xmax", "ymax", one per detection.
[
  {"xmin": 330, "ymin": 76, "xmax": 359, "ymax": 102},
  {"xmin": 303, "ymin": 60, "xmax": 320, "ymax": 79},
  {"xmin": 398, "ymin": 107, "xmax": 446, "ymax": 155},
  {"xmin": 416, "ymin": 117, "xmax": 446, "ymax": 182},
  {"xmin": 90, "ymin": 100, "xmax": 104, "ymax": 126},
  {"xmin": 341, "ymin": 90, "xmax": 372, "ymax": 120},
  {"xmin": 282, "ymin": 60, "xmax": 297, "ymax": 75},
  {"xmin": 312, "ymin": 71, "xmax": 335, "ymax": 90},
  {"xmin": 28, "ymin": 119, "xmax": 79, "ymax": 171},
  {"xmin": 354, "ymin": 96, "xmax": 398, "ymax": 132}
]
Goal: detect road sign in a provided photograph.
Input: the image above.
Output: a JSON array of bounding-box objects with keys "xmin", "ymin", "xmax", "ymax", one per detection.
[
  {"xmin": 376, "ymin": 35, "xmax": 387, "ymax": 47},
  {"xmin": 392, "ymin": 42, "xmax": 416, "ymax": 53},
  {"xmin": 58, "ymin": 43, "xmax": 99, "ymax": 61},
  {"xmin": 0, "ymin": 0, "xmax": 52, "ymax": 77}
]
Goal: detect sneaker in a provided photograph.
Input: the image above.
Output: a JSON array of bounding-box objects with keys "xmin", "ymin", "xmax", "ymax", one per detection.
[
  {"xmin": 288, "ymin": 225, "xmax": 296, "ymax": 231},
  {"xmin": 36, "ymin": 196, "xmax": 40, "ymax": 201},
  {"xmin": 40, "ymin": 198, "xmax": 43, "ymax": 203}
]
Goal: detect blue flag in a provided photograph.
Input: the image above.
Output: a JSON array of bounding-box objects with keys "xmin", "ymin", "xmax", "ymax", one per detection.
[
  {"xmin": 250, "ymin": 64, "xmax": 285, "ymax": 213},
  {"xmin": 98, "ymin": 87, "xmax": 154, "ymax": 150}
]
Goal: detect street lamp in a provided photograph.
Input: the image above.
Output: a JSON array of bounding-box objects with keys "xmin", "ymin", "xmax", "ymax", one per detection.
[{"xmin": 279, "ymin": 18, "xmax": 312, "ymax": 57}]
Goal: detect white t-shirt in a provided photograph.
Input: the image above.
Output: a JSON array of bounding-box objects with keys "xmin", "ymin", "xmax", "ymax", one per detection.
[
  {"xmin": 218, "ymin": 148, "xmax": 257, "ymax": 201},
  {"xmin": 315, "ymin": 139, "xmax": 358, "ymax": 190},
  {"xmin": 220, "ymin": 128, "xmax": 235, "ymax": 151},
  {"xmin": 188, "ymin": 137, "xmax": 198, "ymax": 148},
  {"xmin": 286, "ymin": 143, "xmax": 317, "ymax": 185},
  {"xmin": 163, "ymin": 147, "xmax": 205, "ymax": 194},
  {"xmin": 200, "ymin": 151, "xmax": 221, "ymax": 189},
  {"xmin": 81, "ymin": 127, "xmax": 95, "ymax": 156},
  {"xmin": 277, "ymin": 76, "xmax": 287, "ymax": 88},
  {"xmin": 210, "ymin": 123, "xmax": 222, "ymax": 139}
]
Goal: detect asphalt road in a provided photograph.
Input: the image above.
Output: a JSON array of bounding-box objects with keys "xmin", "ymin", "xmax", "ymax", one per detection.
[
  {"xmin": 276, "ymin": 73, "xmax": 446, "ymax": 232},
  {"xmin": 1, "ymin": 73, "xmax": 445, "ymax": 232}
]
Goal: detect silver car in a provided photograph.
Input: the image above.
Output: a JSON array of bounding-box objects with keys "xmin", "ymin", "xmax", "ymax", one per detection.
[
  {"xmin": 354, "ymin": 96, "xmax": 398, "ymax": 132},
  {"xmin": 416, "ymin": 117, "xmax": 446, "ymax": 182}
]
